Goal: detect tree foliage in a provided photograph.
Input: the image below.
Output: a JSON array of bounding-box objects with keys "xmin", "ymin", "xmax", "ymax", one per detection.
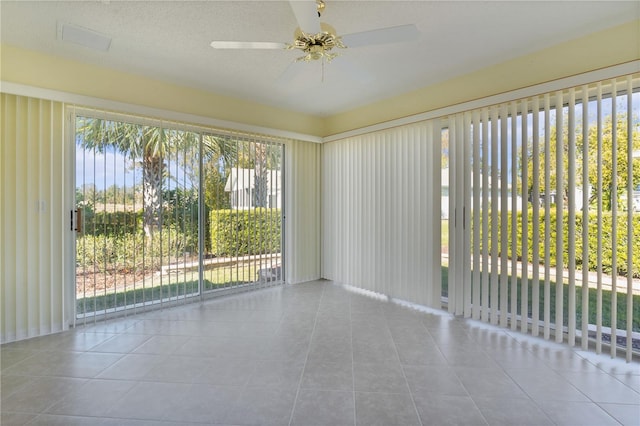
[
  {"xmin": 202, "ymin": 135, "xmax": 236, "ymax": 210},
  {"xmin": 77, "ymin": 117, "xmax": 199, "ymax": 236},
  {"xmin": 585, "ymin": 114, "xmax": 640, "ymax": 210},
  {"xmin": 526, "ymin": 112, "xmax": 640, "ymax": 210}
]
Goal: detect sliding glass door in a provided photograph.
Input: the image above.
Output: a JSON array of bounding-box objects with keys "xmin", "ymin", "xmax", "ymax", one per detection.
[
  {"xmin": 73, "ymin": 112, "xmax": 284, "ymax": 321},
  {"xmin": 201, "ymin": 134, "xmax": 283, "ymax": 292},
  {"xmin": 446, "ymin": 74, "xmax": 640, "ymax": 360}
]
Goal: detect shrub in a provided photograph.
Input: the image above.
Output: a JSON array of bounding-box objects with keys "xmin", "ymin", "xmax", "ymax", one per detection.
[
  {"xmin": 210, "ymin": 208, "xmax": 281, "ymax": 257},
  {"xmin": 76, "ymin": 225, "xmax": 197, "ymax": 272},
  {"xmin": 82, "ymin": 211, "xmax": 142, "ymax": 236},
  {"xmin": 472, "ymin": 210, "xmax": 640, "ymax": 278}
]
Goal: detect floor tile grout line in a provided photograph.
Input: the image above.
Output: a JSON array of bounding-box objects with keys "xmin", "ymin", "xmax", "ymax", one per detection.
[
  {"xmin": 350, "ymin": 286, "xmax": 357, "ymax": 426},
  {"xmin": 287, "ymin": 283, "xmax": 326, "ymax": 426},
  {"xmin": 389, "ymin": 312, "xmax": 424, "ymax": 426},
  {"xmin": 482, "ymin": 363, "xmax": 559, "ymax": 425},
  {"xmin": 3, "ymin": 281, "xmax": 639, "ymax": 425},
  {"xmin": 593, "ymin": 400, "xmax": 636, "ymax": 425},
  {"xmin": 420, "ymin": 318, "xmax": 496, "ymax": 426},
  {"xmin": 501, "ymin": 361, "xmax": 596, "ymax": 414}
]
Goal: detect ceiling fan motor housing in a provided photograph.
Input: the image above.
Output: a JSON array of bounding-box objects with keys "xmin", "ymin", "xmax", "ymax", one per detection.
[{"xmin": 290, "ymin": 22, "xmax": 345, "ymax": 62}]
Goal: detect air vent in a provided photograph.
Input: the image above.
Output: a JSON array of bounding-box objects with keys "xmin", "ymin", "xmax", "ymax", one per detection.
[{"xmin": 58, "ymin": 22, "xmax": 111, "ymax": 52}]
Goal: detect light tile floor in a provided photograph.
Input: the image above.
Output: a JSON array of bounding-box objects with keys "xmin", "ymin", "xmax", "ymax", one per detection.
[{"xmin": 2, "ymin": 280, "xmax": 639, "ymax": 425}]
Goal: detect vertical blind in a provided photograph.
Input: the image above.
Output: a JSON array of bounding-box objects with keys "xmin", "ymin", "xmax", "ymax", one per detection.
[
  {"xmin": 448, "ymin": 74, "xmax": 639, "ymax": 360},
  {"xmin": 322, "ymin": 121, "xmax": 442, "ymax": 307},
  {"xmin": 1, "ymin": 94, "xmax": 66, "ymax": 343}
]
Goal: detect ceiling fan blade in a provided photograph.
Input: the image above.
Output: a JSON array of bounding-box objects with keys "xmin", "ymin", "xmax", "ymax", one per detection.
[
  {"xmin": 341, "ymin": 24, "xmax": 420, "ymax": 48},
  {"xmin": 210, "ymin": 41, "xmax": 287, "ymax": 50},
  {"xmin": 289, "ymin": 0, "xmax": 321, "ymax": 34}
]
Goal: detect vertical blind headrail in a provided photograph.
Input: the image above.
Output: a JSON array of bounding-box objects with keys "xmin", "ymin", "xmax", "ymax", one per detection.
[{"xmin": 442, "ymin": 75, "xmax": 639, "ymax": 123}]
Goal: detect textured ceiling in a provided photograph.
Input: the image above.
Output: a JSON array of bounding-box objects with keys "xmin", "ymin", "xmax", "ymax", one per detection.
[{"xmin": 1, "ymin": 1, "xmax": 638, "ymax": 117}]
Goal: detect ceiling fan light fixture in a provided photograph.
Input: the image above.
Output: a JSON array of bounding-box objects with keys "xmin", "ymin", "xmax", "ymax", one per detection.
[{"xmin": 287, "ymin": 22, "xmax": 345, "ymax": 62}]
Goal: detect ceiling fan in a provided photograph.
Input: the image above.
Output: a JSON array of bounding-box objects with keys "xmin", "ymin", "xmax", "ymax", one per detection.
[{"xmin": 210, "ymin": 0, "xmax": 420, "ymax": 63}]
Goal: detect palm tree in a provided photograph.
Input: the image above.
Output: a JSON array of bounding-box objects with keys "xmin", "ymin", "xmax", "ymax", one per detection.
[
  {"xmin": 252, "ymin": 141, "xmax": 282, "ymax": 208},
  {"xmin": 201, "ymin": 135, "xmax": 240, "ymax": 210},
  {"xmin": 77, "ymin": 117, "xmax": 199, "ymax": 236}
]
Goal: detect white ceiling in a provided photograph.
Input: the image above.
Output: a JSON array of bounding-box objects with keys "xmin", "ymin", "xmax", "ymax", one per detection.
[{"xmin": 1, "ymin": 1, "xmax": 638, "ymax": 117}]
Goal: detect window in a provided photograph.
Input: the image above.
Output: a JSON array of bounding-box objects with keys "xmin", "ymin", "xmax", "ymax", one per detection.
[
  {"xmin": 74, "ymin": 112, "xmax": 284, "ymax": 321},
  {"xmin": 447, "ymin": 75, "xmax": 640, "ymax": 360}
]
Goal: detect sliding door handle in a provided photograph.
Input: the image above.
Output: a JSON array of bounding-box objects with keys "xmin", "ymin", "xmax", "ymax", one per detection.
[{"xmin": 72, "ymin": 208, "xmax": 83, "ymax": 233}]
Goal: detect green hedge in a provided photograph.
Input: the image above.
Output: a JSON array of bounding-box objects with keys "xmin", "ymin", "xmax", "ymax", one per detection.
[
  {"xmin": 210, "ymin": 208, "xmax": 281, "ymax": 257},
  {"xmin": 474, "ymin": 210, "xmax": 640, "ymax": 278},
  {"xmin": 81, "ymin": 208, "xmax": 200, "ymax": 254},
  {"xmin": 83, "ymin": 211, "xmax": 142, "ymax": 236},
  {"xmin": 76, "ymin": 225, "xmax": 197, "ymax": 272}
]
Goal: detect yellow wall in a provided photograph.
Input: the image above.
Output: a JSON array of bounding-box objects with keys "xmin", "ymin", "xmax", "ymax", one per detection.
[
  {"xmin": 0, "ymin": 44, "xmax": 326, "ymax": 137},
  {"xmin": 324, "ymin": 19, "xmax": 640, "ymax": 136},
  {"xmin": 2, "ymin": 20, "xmax": 639, "ymax": 138}
]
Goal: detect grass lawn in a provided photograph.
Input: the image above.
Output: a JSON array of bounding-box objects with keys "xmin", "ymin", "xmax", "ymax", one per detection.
[
  {"xmin": 441, "ymin": 266, "xmax": 640, "ymax": 332},
  {"xmin": 77, "ymin": 263, "xmax": 258, "ymax": 314},
  {"xmin": 441, "ymin": 219, "xmax": 448, "ymax": 247}
]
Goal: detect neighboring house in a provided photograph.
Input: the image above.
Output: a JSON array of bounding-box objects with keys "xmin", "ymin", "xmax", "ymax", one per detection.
[
  {"xmin": 441, "ymin": 168, "xmax": 525, "ymax": 219},
  {"xmin": 442, "ymin": 168, "xmax": 449, "ymax": 219},
  {"xmin": 620, "ymin": 185, "xmax": 640, "ymax": 212},
  {"xmin": 225, "ymin": 168, "xmax": 282, "ymax": 209}
]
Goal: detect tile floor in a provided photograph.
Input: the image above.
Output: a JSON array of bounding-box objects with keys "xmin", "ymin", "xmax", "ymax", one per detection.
[{"xmin": 1, "ymin": 280, "xmax": 639, "ymax": 425}]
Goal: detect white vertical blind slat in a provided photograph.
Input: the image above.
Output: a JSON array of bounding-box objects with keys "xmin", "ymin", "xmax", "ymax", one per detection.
[
  {"xmin": 463, "ymin": 112, "xmax": 472, "ymax": 318},
  {"xmin": 500, "ymin": 104, "xmax": 509, "ymax": 328},
  {"xmin": 567, "ymin": 88, "xmax": 577, "ymax": 346},
  {"xmin": 543, "ymin": 93, "xmax": 552, "ymax": 340},
  {"xmin": 431, "ymin": 120, "xmax": 443, "ymax": 305},
  {"xmin": 581, "ymin": 84, "xmax": 590, "ymax": 350},
  {"xmin": 610, "ymin": 78, "xmax": 618, "ymax": 358},
  {"xmin": 455, "ymin": 114, "xmax": 465, "ymax": 314},
  {"xmin": 481, "ymin": 108, "xmax": 490, "ymax": 323},
  {"xmin": 510, "ymin": 101, "xmax": 519, "ymax": 331},
  {"xmin": 596, "ymin": 82, "xmax": 604, "ymax": 354},
  {"xmin": 1, "ymin": 94, "xmax": 18, "ymax": 341},
  {"xmin": 625, "ymin": 76, "xmax": 634, "ymax": 362},
  {"xmin": 23, "ymin": 99, "xmax": 33, "ymax": 336},
  {"xmin": 520, "ymin": 98, "xmax": 529, "ymax": 334},
  {"xmin": 448, "ymin": 118, "xmax": 457, "ymax": 313},
  {"xmin": 531, "ymin": 96, "xmax": 541, "ymax": 337},
  {"xmin": 555, "ymin": 90, "xmax": 564, "ymax": 343},
  {"xmin": 490, "ymin": 107, "xmax": 500, "ymax": 325},
  {"xmin": 472, "ymin": 110, "xmax": 481, "ymax": 320}
]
